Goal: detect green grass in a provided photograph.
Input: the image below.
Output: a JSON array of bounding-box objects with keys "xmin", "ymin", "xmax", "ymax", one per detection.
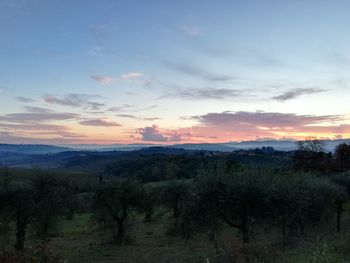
[
  {"xmin": 47, "ymin": 213, "xmax": 221, "ymax": 263},
  {"xmin": 3, "ymin": 212, "xmax": 350, "ymax": 262}
]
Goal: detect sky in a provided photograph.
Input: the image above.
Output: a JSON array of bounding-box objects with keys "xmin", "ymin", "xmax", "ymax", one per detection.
[{"xmin": 1, "ymin": 0, "xmax": 350, "ymax": 145}]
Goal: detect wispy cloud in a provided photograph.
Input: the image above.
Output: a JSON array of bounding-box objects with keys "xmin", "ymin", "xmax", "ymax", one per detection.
[
  {"xmin": 90, "ymin": 75, "xmax": 114, "ymax": 85},
  {"xmin": 0, "ymin": 109, "xmax": 79, "ymax": 123},
  {"xmin": 143, "ymin": 117, "xmax": 162, "ymax": 121},
  {"xmin": 273, "ymin": 88, "xmax": 326, "ymax": 101},
  {"xmin": 121, "ymin": 72, "xmax": 143, "ymax": 80},
  {"xmin": 0, "ymin": 106, "xmax": 84, "ymax": 142},
  {"xmin": 116, "ymin": 114, "xmax": 137, "ymax": 119},
  {"xmin": 162, "ymin": 87, "xmax": 244, "ymax": 100},
  {"xmin": 90, "ymin": 72, "xmax": 152, "ymax": 87},
  {"xmin": 194, "ymin": 111, "xmax": 341, "ymax": 128},
  {"xmin": 79, "ymin": 119, "xmax": 121, "ymax": 127},
  {"xmin": 164, "ymin": 61, "xmax": 234, "ymax": 82},
  {"xmin": 16, "ymin": 96, "xmax": 35, "ymax": 103},
  {"xmin": 109, "ymin": 104, "xmax": 136, "ymax": 112},
  {"xmin": 43, "ymin": 94, "xmax": 105, "ymax": 110}
]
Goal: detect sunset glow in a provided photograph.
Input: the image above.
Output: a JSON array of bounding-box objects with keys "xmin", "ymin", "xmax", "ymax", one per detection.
[{"xmin": 1, "ymin": 1, "xmax": 350, "ymax": 145}]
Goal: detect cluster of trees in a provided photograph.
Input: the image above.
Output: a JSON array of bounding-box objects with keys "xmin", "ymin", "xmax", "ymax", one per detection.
[
  {"xmin": 0, "ymin": 173, "xmax": 75, "ymax": 251},
  {"xmin": 92, "ymin": 170, "xmax": 350, "ymax": 246},
  {"xmin": 294, "ymin": 139, "xmax": 350, "ymax": 172}
]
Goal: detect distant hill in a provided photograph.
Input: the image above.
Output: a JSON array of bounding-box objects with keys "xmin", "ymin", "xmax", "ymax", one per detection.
[
  {"xmin": 1, "ymin": 139, "xmax": 350, "ymax": 156},
  {"xmin": 169, "ymin": 143, "xmax": 237, "ymax": 152},
  {"xmin": 0, "ymin": 144, "xmax": 73, "ymax": 154},
  {"xmin": 2, "ymin": 138, "xmax": 349, "ymax": 171}
]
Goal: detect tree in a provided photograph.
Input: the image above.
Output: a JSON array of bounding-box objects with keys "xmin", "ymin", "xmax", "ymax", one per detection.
[
  {"xmin": 334, "ymin": 143, "xmax": 350, "ymax": 171},
  {"xmin": 159, "ymin": 180, "xmax": 190, "ymax": 229},
  {"xmin": 331, "ymin": 174, "xmax": 350, "ymax": 232},
  {"xmin": 193, "ymin": 171, "xmax": 273, "ymax": 243},
  {"xmin": 294, "ymin": 138, "xmax": 331, "ymax": 172},
  {"xmin": 270, "ymin": 175, "xmax": 343, "ymax": 236},
  {"xmin": 31, "ymin": 175, "xmax": 69, "ymax": 240},
  {"xmin": 5, "ymin": 187, "xmax": 34, "ymax": 251},
  {"xmin": 139, "ymin": 186, "xmax": 159, "ymax": 221},
  {"xmin": 92, "ymin": 180, "xmax": 143, "ymax": 244},
  {"xmin": 296, "ymin": 138, "xmax": 325, "ymax": 152}
]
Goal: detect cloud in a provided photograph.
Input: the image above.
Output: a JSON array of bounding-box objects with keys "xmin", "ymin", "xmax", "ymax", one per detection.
[
  {"xmin": 115, "ymin": 114, "xmax": 161, "ymax": 121},
  {"xmin": 169, "ymin": 111, "xmax": 347, "ymax": 142},
  {"xmin": 0, "ymin": 106, "xmax": 82, "ymax": 142},
  {"xmin": 163, "ymin": 87, "xmax": 244, "ymax": 100},
  {"xmin": 16, "ymin": 96, "xmax": 35, "ymax": 102},
  {"xmin": 273, "ymin": 88, "xmax": 327, "ymax": 101},
  {"xmin": 0, "ymin": 130, "xmax": 86, "ymax": 144},
  {"xmin": 177, "ymin": 24, "xmax": 202, "ymax": 37},
  {"xmin": 143, "ymin": 117, "xmax": 162, "ymax": 121},
  {"xmin": 87, "ymin": 102, "xmax": 105, "ymax": 110},
  {"xmin": 194, "ymin": 111, "xmax": 341, "ymax": 128},
  {"xmin": 116, "ymin": 114, "xmax": 137, "ymax": 119},
  {"xmin": 121, "ymin": 72, "xmax": 143, "ymax": 80},
  {"xmin": 79, "ymin": 119, "xmax": 121, "ymax": 127},
  {"xmin": 164, "ymin": 61, "xmax": 234, "ymax": 82},
  {"xmin": 24, "ymin": 106, "xmax": 53, "ymax": 113},
  {"xmin": 109, "ymin": 104, "xmax": 136, "ymax": 112},
  {"xmin": 91, "ymin": 72, "xmax": 152, "ymax": 87},
  {"xmin": 137, "ymin": 125, "xmax": 181, "ymax": 142},
  {"xmin": 0, "ymin": 110, "xmax": 79, "ymax": 123},
  {"xmin": 90, "ymin": 75, "xmax": 114, "ymax": 85},
  {"xmin": 44, "ymin": 94, "xmax": 105, "ymax": 110}
]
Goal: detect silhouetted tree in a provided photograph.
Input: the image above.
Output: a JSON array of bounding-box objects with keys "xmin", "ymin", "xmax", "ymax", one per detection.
[
  {"xmin": 92, "ymin": 180, "xmax": 143, "ymax": 244},
  {"xmin": 159, "ymin": 180, "xmax": 190, "ymax": 230},
  {"xmin": 193, "ymin": 171, "xmax": 273, "ymax": 243},
  {"xmin": 335, "ymin": 143, "xmax": 350, "ymax": 171},
  {"xmin": 31, "ymin": 175, "xmax": 69, "ymax": 240},
  {"xmin": 294, "ymin": 138, "xmax": 332, "ymax": 172},
  {"xmin": 331, "ymin": 174, "xmax": 350, "ymax": 232},
  {"xmin": 140, "ymin": 186, "xmax": 159, "ymax": 221},
  {"xmin": 4, "ymin": 187, "xmax": 35, "ymax": 251},
  {"xmin": 270, "ymin": 175, "xmax": 343, "ymax": 236}
]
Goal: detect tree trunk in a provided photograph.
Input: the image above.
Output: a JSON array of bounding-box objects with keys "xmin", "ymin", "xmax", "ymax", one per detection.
[
  {"xmin": 241, "ymin": 225, "xmax": 250, "ymax": 243},
  {"xmin": 144, "ymin": 208, "xmax": 152, "ymax": 221},
  {"xmin": 114, "ymin": 219, "xmax": 125, "ymax": 244},
  {"xmin": 281, "ymin": 221, "xmax": 286, "ymax": 237},
  {"xmin": 15, "ymin": 215, "xmax": 26, "ymax": 251},
  {"xmin": 337, "ymin": 202, "xmax": 343, "ymax": 233},
  {"xmin": 240, "ymin": 207, "xmax": 250, "ymax": 243}
]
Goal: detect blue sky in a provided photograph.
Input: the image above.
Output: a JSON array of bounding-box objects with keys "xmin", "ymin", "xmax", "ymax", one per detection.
[{"xmin": 1, "ymin": 0, "xmax": 350, "ymax": 144}]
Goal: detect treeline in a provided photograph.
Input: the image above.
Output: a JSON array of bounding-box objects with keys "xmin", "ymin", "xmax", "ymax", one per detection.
[
  {"xmin": 293, "ymin": 140, "xmax": 350, "ymax": 173},
  {"xmin": 2, "ymin": 166, "xmax": 350, "ymax": 252}
]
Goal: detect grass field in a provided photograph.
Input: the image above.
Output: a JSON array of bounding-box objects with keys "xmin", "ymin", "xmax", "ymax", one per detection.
[{"xmin": 2, "ymin": 212, "xmax": 350, "ymax": 263}]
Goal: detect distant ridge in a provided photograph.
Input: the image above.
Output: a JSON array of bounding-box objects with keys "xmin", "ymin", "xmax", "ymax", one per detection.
[
  {"xmin": 1, "ymin": 139, "xmax": 350, "ymax": 154},
  {"xmin": 0, "ymin": 144, "xmax": 73, "ymax": 154}
]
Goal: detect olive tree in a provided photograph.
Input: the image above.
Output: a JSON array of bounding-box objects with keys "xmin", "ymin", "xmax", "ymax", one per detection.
[
  {"xmin": 331, "ymin": 174, "xmax": 350, "ymax": 232},
  {"xmin": 159, "ymin": 180, "xmax": 191, "ymax": 231},
  {"xmin": 92, "ymin": 180, "xmax": 143, "ymax": 244},
  {"xmin": 270, "ymin": 175, "xmax": 343, "ymax": 236},
  {"xmin": 31, "ymin": 175, "xmax": 69, "ymax": 240},
  {"xmin": 193, "ymin": 171, "xmax": 273, "ymax": 243},
  {"xmin": 2, "ymin": 186, "xmax": 35, "ymax": 251}
]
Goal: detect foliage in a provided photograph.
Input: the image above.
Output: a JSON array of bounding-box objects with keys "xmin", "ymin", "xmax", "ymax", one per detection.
[
  {"xmin": 31, "ymin": 175, "xmax": 73, "ymax": 239},
  {"xmin": 92, "ymin": 179, "xmax": 143, "ymax": 244}
]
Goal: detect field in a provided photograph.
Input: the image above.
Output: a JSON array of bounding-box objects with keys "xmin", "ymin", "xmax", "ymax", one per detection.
[{"xmin": 3, "ymin": 212, "xmax": 350, "ymax": 263}]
